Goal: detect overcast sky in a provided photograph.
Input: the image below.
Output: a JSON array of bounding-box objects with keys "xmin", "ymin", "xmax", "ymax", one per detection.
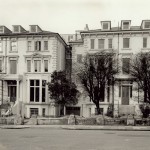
[{"xmin": 0, "ymin": 0, "xmax": 150, "ymax": 34}]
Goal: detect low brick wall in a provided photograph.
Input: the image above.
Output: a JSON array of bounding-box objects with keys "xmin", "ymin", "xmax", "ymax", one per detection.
[
  {"xmin": 0, "ymin": 117, "xmax": 14, "ymax": 125},
  {"xmin": 37, "ymin": 117, "xmax": 68, "ymax": 125}
]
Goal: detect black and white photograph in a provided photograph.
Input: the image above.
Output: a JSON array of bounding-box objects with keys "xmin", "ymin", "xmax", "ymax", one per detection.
[{"xmin": 0, "ymin": 0, "xmax": 150, "ymax": 149}]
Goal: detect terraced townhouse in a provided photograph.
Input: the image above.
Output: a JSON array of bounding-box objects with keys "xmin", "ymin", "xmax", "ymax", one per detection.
[
  {"xmin": 67, "ymin": 20, "xmax": 150, "ymax": 117},
  {"xmin": 0, "ymin": 25, "xmax": 70, "ymax": 118}
]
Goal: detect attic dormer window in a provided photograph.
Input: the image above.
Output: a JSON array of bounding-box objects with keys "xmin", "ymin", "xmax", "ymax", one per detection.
[
  {"xmin": 103, "ymin": 23, "xmax": 109, "ymax": 30},
  {"xmin": 123, "ymin": 22, "xmax": 130, "ymax": 30},
  {"xmin": 31, "ymin": 26, "xmax": 36, "ymax": 32},
  {"xmin": 144, "ymin": 21, "xmax": 150, "ymax": 29},
  {"xmin": 13, "ymin": 26, "xmax": 20, "ymax": 33},
  {"xmin": 0, "ymin": 26, "xmax": 3, "ymax": 33}
]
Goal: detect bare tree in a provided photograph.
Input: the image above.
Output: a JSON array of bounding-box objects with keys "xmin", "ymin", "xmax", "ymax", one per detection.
[
  {"xmin": 77, "ymin": 51, "xmax": 118, "ymax": 115},
  {"xmin": 130, "ymin": 52, "xmax": 150, "ymax": 103}
]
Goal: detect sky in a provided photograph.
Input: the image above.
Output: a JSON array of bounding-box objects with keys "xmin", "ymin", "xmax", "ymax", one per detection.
[{"xmin": 0, "ymin": 0, "xmax": 150, "ymax": 34}]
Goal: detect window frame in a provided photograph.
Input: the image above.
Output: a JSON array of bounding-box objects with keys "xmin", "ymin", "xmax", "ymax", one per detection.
[
  {"xmin": 44, "ymin": 60, "xmax": 48, "ymax": 72},
  {"xmin": 108, "ymin": 39, "xmax": 113, "ymax": 49},
  {"xmin": 10, "ymin": 59, "xmax": 17, "ymax": 74},
  {"xmin": 11, "ymin": 41, "xmax": 17, "ymax": 52},
  {"xmin": 34, "ymin": 60, "xmax": 41, "ymax": 72},
  {"xmin": 35, "ymin": 41, "xmax": 41, "ymax": 51},
  {"xmin": 98, "ymin": 39, "xmax": 105, "ymax": 49},
  {"xmin": 123, "ymin": 38, "xmax": 130, "ymax": 49},
  {"xmin": 143, "ymin": 37, "xmax": 147, "ymax": 48},
  {"xmin": 90, "ymin": 39, "xmax": 95, "ymax": 49}
]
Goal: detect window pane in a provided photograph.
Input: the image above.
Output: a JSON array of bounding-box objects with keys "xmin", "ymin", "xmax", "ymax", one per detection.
[
  {"xmin": 27, "ymin": 60, "xmax": 31, "ymax": 72},
  {"xmin": 44, "ymin": 41, "xmax": 48, "ymax": 50},
  {"xmin": 28, "ymin": 41, "xmax": 32, "ymax": 51},
  {"xmin": 36, "ymin": 80, "xmax": 39, "ymax": 86},
  {"xmin": 103, "ymin": 23, "xmax": 108, "ymax": 30},
  {"xmin": 98, "ymin": 39, "xmax": 104, "ymax": 49},
  {"xmin": 42, "ymin": 88, "xmax": 46, "ymax": 102},
  {"xmin": 35, "ymin": 87, "xmax": 39, "ymax": 102},
  {"xmin": 42, "ymin": 108, "xmax": 45, "ymax": 116},
  {"xmin": 123, "ymin": 22, "xmax": 129, "ymax": 29},
  {"xmin": 30, "ymin": 80, "xmax": 34, "ymax": 86},
  {"xmin": 108, "ymin": 39, "xmax": 112, "ymax": 49},
  {"xmin": 35, "ymin": 41, "xmax": 41, "ymax": 51},
  {"xmin": 145, "ymin": 22, "xmax": 150, "ymax": 28},
  {"xmin": 91, "ymin": 39, "xmax": 95, "ymax": 49},
  {"xmin": 34, "ymin": 60, "xmax": 41, "ymax": 72},
  {"xmin": 30, "ymin": 87, "xmax": 34, "ymax": 102},
  {"xmin": 44, "ymin": 60, "xmax": 48, "ymax": 72},
  {"xmin": 123, "ymin": 38, "xmax": 129, "ymax": 48},
  {"xmin": 143, "ymin": 38, "xmax": 147, "ymax": 48},
  {"xmin": 11, "ymin": 41, "xmax": 17, "ymax": 51},
  {"xmin": 10, "ymin": 60, "xmax": 17, "ymax": 74}
]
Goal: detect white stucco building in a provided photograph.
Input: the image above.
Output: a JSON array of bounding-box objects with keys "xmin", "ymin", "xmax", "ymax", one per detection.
[
  {"xmin": 0, "ymin": 25, "xmax": 68, "ymax": 118},
  {"xmin": 69, "ymin": 20, "xmax": 150, "ymax": 117}
]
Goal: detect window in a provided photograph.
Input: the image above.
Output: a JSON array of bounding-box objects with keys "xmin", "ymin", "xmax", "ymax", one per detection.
[
  {"xmin": 123, "ymin": 38, "xmax": 130, "ymax": 48},
  {"xmin": 28, "ymin": 41, "xmax": 32, "ymax": 51},
  {"xmin": 10, "ymin": 60, "xmax": 17, "ymax": 74},
  {"xmin": 30, "ymin": 80, "xmax": 40, "ymax": 102},
  {"xmin": 44, "ymin": 41, "xmax": 48, "ymax": 50},
  {"xmin": 42, "ymin": 108, "xmax": 46, "ymax": 117},
  {"xmin": 98, "ymin": 39, "xmax": 105, "ymax": 49},
  {"xmin": 0, "ymin": 42, "xmax": 2, "ymax": 52},
  {"xmin": 77, "ymin": 54, "xmax": 82, "ymax": 63},
  {"xmin": 0, "ymin": 26, "xmax": 3, "ymax": 33},
  {"xmin": 42, "ymin": 80, "xmax": 46, "ymax": 102},
  {"xmin": 144, "ymin": 21, "xmax": 150, "ymax": 29},
  {"xmin": 27, "ymin": 60, "xmax": 31, "ymax": 72},
  {"xmin": 30, "ymin": 26, "xmax": 36, "ymax": 32},
  {"xmin": 44, "ymin": 60, "xmax": 48, "ymax": 72},
  {"xmin": 108, "ymin": 39, "xmax": 112, "ymax": 49},
  {"xmin": 143, "ymin": 38, "xmax": 147, "ymax": 48},
  {"xmin": 122, "ymin": 58, "xmax": 130, "ymax": 74},
  {"xmin": 123, "ymin": 22, "xmax": 130, "ymax": 30},
  {"xmin": 11, "ymin": 41, "xmax": 17, "ymax": 52},
  {"xmin": 102, "ymin": 23, "xmax": 109, "ymax": 30},
  {"xmin": 34, "ymin": 60, "xmax": 41, "ymax": 72},
  {"xmin": 30, "ymin": 108, "xmax": 38, "ymax": 117},
  {"xmin": 0, "ymin": 60, "xmax": 2, "ymax": 72},
  {"xmin": 90, "ymin": 39, "xmax": 95, "ymax": 49},
  {"xmin": 35, "ymin": 41, "xmax": 41, "ymax": 51},
  {"xmin": 8, "ymin": 81, "xmax": 17, "ymax": 102},
  {"xmin": 13, "ymin": 26, "xmax": 19, "ymax": 33}
]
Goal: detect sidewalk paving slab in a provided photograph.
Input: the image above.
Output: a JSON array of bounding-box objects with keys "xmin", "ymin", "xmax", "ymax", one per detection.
[{"xmin": 1, "ymin": 125, "xmax": 150, "ymax": 131}]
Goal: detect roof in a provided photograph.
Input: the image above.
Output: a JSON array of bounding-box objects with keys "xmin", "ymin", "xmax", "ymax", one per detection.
[
  {"xmin": 0, "ymin": 30, "xmax": 68, "ymax": 46},
  {"xmin": 80, "ymin": 26, "xmax": 150, "ymax": 34}
]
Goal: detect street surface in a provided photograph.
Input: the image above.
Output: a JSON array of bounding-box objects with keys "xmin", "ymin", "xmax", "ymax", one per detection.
[{"xmin": 0, "ymin": 128, "xmax": 150, "ymax": 150}]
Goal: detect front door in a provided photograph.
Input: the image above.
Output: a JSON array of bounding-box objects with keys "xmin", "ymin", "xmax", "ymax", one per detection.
[{"xmin": 122, "ymin": 86, "xmax": 129, "ymax": 105}]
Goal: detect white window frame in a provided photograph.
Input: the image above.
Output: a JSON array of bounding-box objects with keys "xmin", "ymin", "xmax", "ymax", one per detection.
[
  {"xmin": 123, "ymin": 38, "xmax": 130, "ymax": 49},
  {"xmin": 27, "ymin": 41, "xmax": 32, "ymax": 51},
  {"xmin": 108, "ymin": 39, "xmax": 112, "ymax": 49},
  {"xmin": 122, "ymin": 21, "xmax": 130, "ymax": 30},
  {"xmin": 98, "ymin": 39, "xmax": 105, "ymax": 49},
  {"xmin": 34, "ymin": 60, "xmax": 41, "ymax": 72},
  {"xmin": 11, "ymin": 41, "xmax": 17, "ymax": 52},
  {"xmin": 143, "ymin": 37, "xmax": 147, "ymax": 48}
]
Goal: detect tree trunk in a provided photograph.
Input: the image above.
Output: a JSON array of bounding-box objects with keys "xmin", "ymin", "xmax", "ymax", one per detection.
[{"xmin": 96, "ymin": 103, "xmax": 101, "ymax": 115}]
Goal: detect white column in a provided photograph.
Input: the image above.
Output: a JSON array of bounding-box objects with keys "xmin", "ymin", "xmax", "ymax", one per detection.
[{"xmin": 16, "ymin": 80, "xmax": 20, "ymax": 116}]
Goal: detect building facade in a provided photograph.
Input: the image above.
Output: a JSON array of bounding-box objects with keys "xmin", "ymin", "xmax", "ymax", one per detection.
[
  {"xmin": 0, "ymin": 25, "xmax": 68, "ymax": 118},
  {"xmin": 69, "ymin": 20, "xmax": 150, "ymax": 117}
]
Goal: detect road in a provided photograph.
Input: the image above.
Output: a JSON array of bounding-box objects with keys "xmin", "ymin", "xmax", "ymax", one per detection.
[{"xmin": 0, "ymin": 128, "xmax": 150, "ymax": 150}]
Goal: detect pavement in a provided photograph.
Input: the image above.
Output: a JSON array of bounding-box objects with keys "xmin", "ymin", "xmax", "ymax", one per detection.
[{"xmin": 1, "ymin": 124, "xmax": 150, "ymax": 131}]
